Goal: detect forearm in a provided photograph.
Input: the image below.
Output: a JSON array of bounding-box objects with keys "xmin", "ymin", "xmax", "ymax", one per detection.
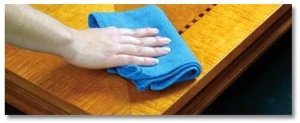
[
  {"xmin": 5, "ymin": 4, "xmax": 73, "ymax": 55},
  {"xmin": 5, "ymin": 4, "xmax": 172, "ymax": 69}
]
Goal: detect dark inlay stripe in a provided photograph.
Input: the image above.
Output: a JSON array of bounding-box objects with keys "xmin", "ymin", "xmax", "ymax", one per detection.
[
  {"xmin": 185, "ymin": 25, "xmax": 191, "ymax": 29},
  {"xmin": 205, "ymin": 8, "xmax": 212, "ymax": 12},
  {"xmin": 199, "ymin": 13, "xmax": 205, "ymax": 17},
  {"xmin": 178, "ymin": 4, "xmax": 217, "ymax": 35}
]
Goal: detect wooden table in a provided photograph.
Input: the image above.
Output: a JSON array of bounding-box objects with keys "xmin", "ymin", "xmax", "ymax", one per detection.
[{"xmin": 5, "ymin": 4, "xmax": 292, "ymax": 115}]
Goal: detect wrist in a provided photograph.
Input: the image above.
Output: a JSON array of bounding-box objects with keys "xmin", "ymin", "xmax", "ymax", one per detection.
[{"xmin": 51, "ymin": 27, "xmax": 77, "ymax": 57}]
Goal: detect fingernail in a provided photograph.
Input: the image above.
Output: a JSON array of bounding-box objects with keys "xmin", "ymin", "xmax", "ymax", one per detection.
[
  {"xmin": 162, "ymin": 38, "xmax": 171, "ymax": 43},
  {"xmin": 151, "ymin": 28, "xmax": 159, "ymax": 33},
  {"xmin": 154, "ymin": 59, "xmax": 159, "ymax": 64},
  {"xmin": 151, "ymin": 58, "xmax": 159, "ymax": 64},
  {"xmin": 161, "ymin": 47, "xmax": 171, "ymax": 53}
]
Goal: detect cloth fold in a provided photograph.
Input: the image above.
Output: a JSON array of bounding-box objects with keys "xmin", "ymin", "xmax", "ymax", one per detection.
[{"xmin": 88, "ymin": 5, "xmax": 202, "ymax": 91}]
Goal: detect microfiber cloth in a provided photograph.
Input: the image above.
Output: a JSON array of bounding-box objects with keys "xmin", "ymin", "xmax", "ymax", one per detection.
[{"xmin": 88, "ymin": 5, "xmax": 202, "ymax": 91}]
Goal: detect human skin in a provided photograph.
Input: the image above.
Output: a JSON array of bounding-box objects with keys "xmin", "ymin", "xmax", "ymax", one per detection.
[{"xmin": 5, "ymin": 4, "xmax": 171, "ymax": 69}]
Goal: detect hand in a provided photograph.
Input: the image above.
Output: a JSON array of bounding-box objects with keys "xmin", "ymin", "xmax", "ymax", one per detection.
[{"xmin": 54, "ymin": 27, "xmax": 171, "ymax": 69}]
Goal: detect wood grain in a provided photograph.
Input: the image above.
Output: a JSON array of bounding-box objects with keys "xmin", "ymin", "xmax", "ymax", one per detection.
[
  {"xmin": 5, "ymin": 4, "xmax": 288, "ymax": 115},
  {"xmin": 114, "ymin": 4, "xmax": 215, "ymax": 32},
  {"xmin": 178, "ymin": 5, "xmax": 292, "ymax": 114}
]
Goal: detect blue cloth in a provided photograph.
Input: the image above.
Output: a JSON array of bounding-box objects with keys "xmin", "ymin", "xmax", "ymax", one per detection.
[{"xmin": 88, "ymin": 5, "xmax": 202, "ymax": 91}]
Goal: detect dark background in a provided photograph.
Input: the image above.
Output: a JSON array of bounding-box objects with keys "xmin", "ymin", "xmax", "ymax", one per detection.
[{"xmin": 5, "ymin": 29, "xmax": 292, "ymax": 115}]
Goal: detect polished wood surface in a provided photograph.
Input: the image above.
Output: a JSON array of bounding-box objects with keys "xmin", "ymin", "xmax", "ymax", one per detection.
[
  {"xmin": 5, "ymin": 4, "xmax": 290, "ymax": 115},
  {"xmin": 178, "ymin": 5, "xmax": 292, "ymax": 114}
]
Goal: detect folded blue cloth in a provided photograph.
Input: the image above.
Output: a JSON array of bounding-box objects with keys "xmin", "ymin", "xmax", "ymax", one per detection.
[{"xmin": 88, "ymin": 5, "xmax": 202, "ymax": 91}]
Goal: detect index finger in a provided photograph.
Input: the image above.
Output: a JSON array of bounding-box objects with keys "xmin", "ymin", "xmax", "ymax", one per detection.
[{"xmin": 118, "ymin": 27, "xmax": 159, "ymax": 37}]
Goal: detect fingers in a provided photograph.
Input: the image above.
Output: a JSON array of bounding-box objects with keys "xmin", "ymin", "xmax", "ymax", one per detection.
[
  {"xmin": 118, "ymin": 27, "xmax": 159, "ymax": 37},
  {"xmin": 109, "ymin": 54, "xmax": 159, "ymax": 67},
  {"xmin": 118, "ymin": 44, "xmax": 171, "ymax": 57},
  {"xmin": 104, "ymin": 27, "xmax": 172, "ymax": 68},
  {"xmin": 119, "ymin": 36, "xmax": 171, "ymax": 47}
]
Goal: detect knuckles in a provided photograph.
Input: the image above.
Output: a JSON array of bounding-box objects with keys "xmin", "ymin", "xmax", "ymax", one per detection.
[
  {"xmin": 127, "ymin": 55, "xmax": 135, "ymax": 64},
  {"xmin": 107, "ymin": 26, "xmax": 121, "ymax": 37},
  {"xmin": 135, "ymin": 46, "xmax": 143, "ymax": 55}
]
